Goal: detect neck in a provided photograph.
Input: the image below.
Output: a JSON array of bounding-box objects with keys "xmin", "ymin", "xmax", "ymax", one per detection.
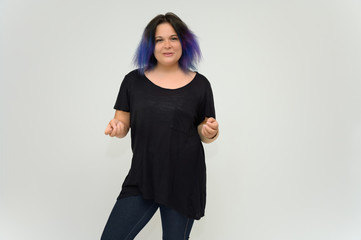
[{"xmin": 154, "ymin": 63, "xmax": 183, "ymax": 74}]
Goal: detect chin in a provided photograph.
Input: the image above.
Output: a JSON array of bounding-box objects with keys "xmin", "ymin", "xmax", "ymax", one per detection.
[{"xmin": 159, "ymin": 61, "xmax": 179, "ymax": 66}]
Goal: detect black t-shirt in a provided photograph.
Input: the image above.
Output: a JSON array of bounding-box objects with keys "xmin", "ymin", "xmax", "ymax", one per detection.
[{"xmin": 114, "ymin": 69, "xmax": 216, "ymax": 220}]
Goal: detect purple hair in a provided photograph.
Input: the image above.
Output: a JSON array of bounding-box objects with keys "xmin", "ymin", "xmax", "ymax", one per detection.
[{"xmin": 133, "ymin": 13, "xmax": 202, "ymax": 74}]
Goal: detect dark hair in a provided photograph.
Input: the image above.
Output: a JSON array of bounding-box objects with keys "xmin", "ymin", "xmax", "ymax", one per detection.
[{"xmin": 134, "ymin": 12, "xmax": 201, "ymax": 74}]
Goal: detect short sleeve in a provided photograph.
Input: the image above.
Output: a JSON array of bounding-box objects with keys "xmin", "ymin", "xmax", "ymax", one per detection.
[
  {"xmin": 114, "ymin": 75, "xmax": 130, "ymax": 112},
  {"xmin": 204, "ymin": 81, "xmax": 216, "ymax": 119}
]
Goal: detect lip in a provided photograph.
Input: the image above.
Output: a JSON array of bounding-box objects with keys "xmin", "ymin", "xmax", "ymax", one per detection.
[{"xmin": 163, "ymin": 52, "xmax": 174, "ymax": 57}]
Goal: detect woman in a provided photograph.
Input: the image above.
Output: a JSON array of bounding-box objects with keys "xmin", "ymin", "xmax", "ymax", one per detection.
[{"xmin": 101, "ymin": 12, "xmax": 219, "ymax": 240}]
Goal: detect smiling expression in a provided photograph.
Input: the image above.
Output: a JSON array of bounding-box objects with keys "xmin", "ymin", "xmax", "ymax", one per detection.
[{"xmin": 153, "ymin": 23, "xmax": 182, "ymax": 68}]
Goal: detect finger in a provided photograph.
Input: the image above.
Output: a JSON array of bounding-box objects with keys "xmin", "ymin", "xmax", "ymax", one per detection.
[
  {"xmin": 201, "ymin": 126, "xmax": 209, "ymax": 138},
  {"xmin": 202, "ymin": 124, "xmax": 216, "ymax": 138},
  {"xmin": 108, "ymin": 119, "xmax": 120, "ymax": 137},
  {"xmin": 110, "ymin": 120, "xmax": 117, "ymax": 130},
  {"xmin": 104, "ymin": 124, "xmax": 112, "ymax": 135},
  {"xmin": 116, "ymin": 121, "xmax": 124, "ymax": 130},
  {"xmin": 114, "ymin": 121, "xmax": 124, "ymax": 137},
  {"xmin": 206, "ymin": 123, "xmax": 217, "ymax": 134},
  {"xmin": 206, "ymin": 120, "xmax": 218, "ymax": 131},
  {"xmin": 207, "ymin": 117, "xmax": 216, "ymax": 123},
  {"xmin": 110, "ymin": 125, "xmax": 117, "ymax": 137},
  {"xmin": 115, "ymin": 123, "xmax": 123, "ymax": 137},
  {"xmin": 105, "ymin": 123, "xmax": 115, "ymax": 135}
]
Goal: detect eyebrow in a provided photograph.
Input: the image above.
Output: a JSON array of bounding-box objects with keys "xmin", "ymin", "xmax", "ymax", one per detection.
[{"xmin": 155, "ymin": 34, "xmax": 178, "ymax": 39}]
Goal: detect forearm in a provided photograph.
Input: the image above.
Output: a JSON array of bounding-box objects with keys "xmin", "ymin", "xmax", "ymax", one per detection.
[{"xmin": 113, "ymin": 110, "xmax": 130, "ymax": 138}]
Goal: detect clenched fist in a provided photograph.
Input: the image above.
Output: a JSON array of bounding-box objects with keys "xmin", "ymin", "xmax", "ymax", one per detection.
[
  {"xmin": 198, "ymin": 117, "xmax": 219, "ymax": 143},
  {"xmin": 104, "ymin": 119, "xmax": 127, "ymax": 138}
]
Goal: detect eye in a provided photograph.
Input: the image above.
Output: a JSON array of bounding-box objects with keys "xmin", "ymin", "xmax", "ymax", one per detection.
[
  {"xmin": 155, "ymin": 39, "xmax": 163, "ymax": 43},
  {"xmin": 170, "ymin": 37, "xmax": 179, "ymax": 41}
]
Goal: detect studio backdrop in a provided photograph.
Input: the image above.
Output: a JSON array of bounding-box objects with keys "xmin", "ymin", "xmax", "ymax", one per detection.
[{"xmin": 1, "ymin": 0, "xmax": 361, "ymax": 239}]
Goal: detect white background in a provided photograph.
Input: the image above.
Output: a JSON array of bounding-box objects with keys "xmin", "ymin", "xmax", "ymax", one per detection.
[{"xmin": 1, "ymin": 0, "xmax": 361, "ymax": 239}]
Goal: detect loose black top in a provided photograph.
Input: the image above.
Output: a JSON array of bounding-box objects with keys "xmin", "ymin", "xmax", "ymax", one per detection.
[{"xmin": 114, "ymin": 69, "xmax": 216, "ymax": 220}]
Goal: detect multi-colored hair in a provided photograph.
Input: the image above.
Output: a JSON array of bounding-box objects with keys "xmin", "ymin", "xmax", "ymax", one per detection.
[{"xmin": 134, "ymin": 12, "xmax": 202, "ymax": 74}]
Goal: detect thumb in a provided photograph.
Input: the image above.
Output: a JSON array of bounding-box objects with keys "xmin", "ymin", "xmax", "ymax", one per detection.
[
  {"xmin": 207, "ymin": 117, "xmax": 216, "ymax": 123},
  {"xmin": 206, "ymin": 117, "xmax": 218, "ymax": 130},
  {"xmin": 105, "ymin": 124, "xmax": 113, "ymax": 135}
]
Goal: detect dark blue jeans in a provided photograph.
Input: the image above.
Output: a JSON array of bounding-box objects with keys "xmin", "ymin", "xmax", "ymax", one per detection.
[{"xmin": 101, "ymin": 195, "xmax": 194, "ymax": 240}]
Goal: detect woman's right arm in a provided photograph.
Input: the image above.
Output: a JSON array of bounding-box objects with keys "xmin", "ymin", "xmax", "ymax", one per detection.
[{"xmin": 104, "ymin": 110, "xmax": 130, "ymax": 138}]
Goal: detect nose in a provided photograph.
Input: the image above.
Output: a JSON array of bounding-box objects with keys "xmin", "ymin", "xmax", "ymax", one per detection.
[{"xmin": 164, "ymin": 40, "xmax": 171, "ymax": 48}]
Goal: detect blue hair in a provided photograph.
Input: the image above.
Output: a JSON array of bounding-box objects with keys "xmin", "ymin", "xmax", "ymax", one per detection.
[{"xmin": 133, "ymin": 13, "xmax": 202, "ymax": 74}]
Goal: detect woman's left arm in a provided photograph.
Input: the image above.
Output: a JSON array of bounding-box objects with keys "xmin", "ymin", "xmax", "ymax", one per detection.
[{"xmin": 197, "ymin": 117, "xmax": 219, "ymax": 143}]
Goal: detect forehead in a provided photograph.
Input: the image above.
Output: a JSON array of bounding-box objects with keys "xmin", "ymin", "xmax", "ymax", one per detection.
[{"xmin": 155, "ymin": 23, "xmax": 177, "ymax": 37}]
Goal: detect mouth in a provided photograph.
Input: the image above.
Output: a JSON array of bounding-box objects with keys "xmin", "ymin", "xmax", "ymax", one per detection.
[{"xmin": 163, "ymin": 52, "xmax": 174, "ymax": 57}]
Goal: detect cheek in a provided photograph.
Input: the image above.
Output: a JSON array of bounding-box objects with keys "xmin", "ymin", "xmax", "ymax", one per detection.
[
  {"xmin": 153, "ymin": 45, "xmax": 162, "ymax": 58},
  {"xmin": 175, "ymin": 43, "xmax": 182, "ymax": 54},
  {"xmin": 177, "ymin": 42, "xmax": 182, "ymax": 51},
  {"xmin": 154, "ymin": 44, "xmax": 161, "ymax": 53}
]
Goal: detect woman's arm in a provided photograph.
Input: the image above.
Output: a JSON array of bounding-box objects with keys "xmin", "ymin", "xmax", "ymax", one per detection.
[
  {"xmin": 197, "ymin": 117, "xmax": 219, "ymax": 143},
  {"xmin": 104, "ymin": 110, "xmax": 130, "ymax": 138}
]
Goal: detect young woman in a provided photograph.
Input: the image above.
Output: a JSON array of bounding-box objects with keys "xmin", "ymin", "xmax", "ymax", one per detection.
[{"xmin": 101, "ymin": 12, "xmax": 219, "ymax": 240}]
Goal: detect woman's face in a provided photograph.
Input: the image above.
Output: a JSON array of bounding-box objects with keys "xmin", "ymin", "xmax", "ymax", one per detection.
[{"xmin": 153, "ymin": 23, "xmax": 182, "ymax": 68}]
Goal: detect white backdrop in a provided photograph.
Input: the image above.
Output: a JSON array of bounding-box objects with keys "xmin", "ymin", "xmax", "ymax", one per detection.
[{"xmin": 1, "ymin": 0, "xmax": 361, "ymax": 239}]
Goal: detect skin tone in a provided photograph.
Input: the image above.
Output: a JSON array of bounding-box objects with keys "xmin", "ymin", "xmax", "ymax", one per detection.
[
  {"xmin": 146, "ymin": 23, "xmax": 195, "ymax": 89},
  {"xmin": 105, "ymin": 22, "xmax": 219, "ymax": 143}
]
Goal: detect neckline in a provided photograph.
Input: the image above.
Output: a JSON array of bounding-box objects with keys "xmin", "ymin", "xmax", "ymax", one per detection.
[{"xmin": 143, "ymin": 72, "xmax": 198, "ymax": 91}]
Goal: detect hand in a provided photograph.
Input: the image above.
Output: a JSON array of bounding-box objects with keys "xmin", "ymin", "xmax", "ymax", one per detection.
[
  {"xmin": 201, "ymin": 117, "xmax": 219, "ymax": 139},
  {"xmin": 104, "ymin": 119, "xmax": 126, "ymax": 138}
]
